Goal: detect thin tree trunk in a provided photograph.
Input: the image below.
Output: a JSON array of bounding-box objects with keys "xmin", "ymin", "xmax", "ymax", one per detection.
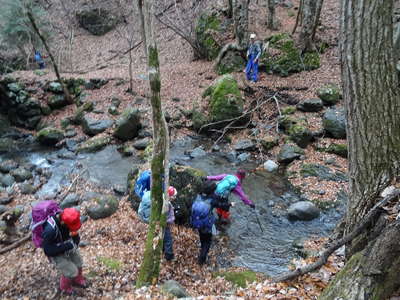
[
  {"xmin": 27, "ymin": 11, "xmax": 73, "ymax": 104},
  {"xmin": 136, "ymin": 0, "xmax": 170, "ymax": 287},
  {"xmin": 292, "ymin": 0, "xmax": 303, "ymax": 34},
  {"xmin": 128, "ymin": 46, "xmax": 134, "ymax": 92},
  {"xmin": 311, "ymin": 0, "xmax": 323, "ymax": 41},
  {"xmin": 137, "ymin": 0, "xmax": 147, "ymax": 58},
  {"xmin": 320, "ymin": 0, "xmax": 400, "ymax": 297},
  {"xmin": 266, "ymin": 0, "xmax": 276, "ymax": 30},
  {"xmin": 227, "ymin": 0, "xmax": 233, "ymax": 18},
  {"xmin": 233, "ymin": 0, "xmax": 250, "ymax": 49},
  {"xmin": 298, "ymin": 0, "xmax": 321, "ymax": 52}
]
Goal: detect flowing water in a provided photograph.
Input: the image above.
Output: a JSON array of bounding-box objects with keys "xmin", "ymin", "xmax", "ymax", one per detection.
[{"xmin": 3, "ymin": 136, "xmax": 344, "ymax": 277}]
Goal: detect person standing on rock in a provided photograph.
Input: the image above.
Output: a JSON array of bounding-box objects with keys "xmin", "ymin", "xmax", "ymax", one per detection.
[
  {"xmin": 138, "ymin": 186, "xmax": 177, "ymax": 261},
  {"xmin": 245, "ymin": 33, "xmax": 261, "ymax": 82},
  {"xmin": 205, "ymin": 170, "xmax": 255, "ymax": 224},
  {"xmin": 41, "ymin": 207, "xmax": 86, "ymax": 295}
]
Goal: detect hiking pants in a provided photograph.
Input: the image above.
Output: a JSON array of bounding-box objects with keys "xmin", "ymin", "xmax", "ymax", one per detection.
[
  {"xmin": 245, "ymin": 54, "xmax": 259, "ymax": 82},
  {"xmin": 163, "ymin": 225, "xmax": 174, "ymax": 260},
  {"xmin": 198, "ymin": 230, "xmax": 212, "ymax": 264},
  {"xmin": 51, "ymin": 248, "xmax": 83, "ymax": 279}
]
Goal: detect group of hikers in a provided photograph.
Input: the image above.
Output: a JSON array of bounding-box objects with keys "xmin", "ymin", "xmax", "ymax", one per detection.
[{"xmin": 31, "ymin": 169, "xmax": 254, "ymax": 294}]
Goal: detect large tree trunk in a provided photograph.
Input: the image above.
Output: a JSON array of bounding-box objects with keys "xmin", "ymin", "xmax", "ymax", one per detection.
[
  {"xmin": 227, "ymin": 0, "xmax": 233, "ymax": 18},
  {"xmin": 266, "ymin": 0, "xmax": 276, "ymax": 30},
  {"xmin": 233, "ymin": 0, "xmax": 250, "ymax": 49},
  {"xmin": 136, "ymin": 0, "xmax": 170, "ymax": 287},
  {"xmin": 320, "ymin": 0, "xmax": 400, "ymax": 298},
  {"xmin": 27, "ymin": 11, "xmax": 73, "ymax": 104},
  {"xmin": 298, "ymin": 0, "xmax": 324, "ymax": 52}
]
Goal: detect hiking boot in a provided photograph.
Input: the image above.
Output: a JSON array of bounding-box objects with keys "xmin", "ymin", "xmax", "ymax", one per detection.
[
  {"xmin": 60, "ymin": 275, "xmax": 74, "ymax": 295},
  {"xmin": 73, "ymin": 268, "xmax": 87, "ymax": 288},
  {"xmin": 165, "ymin": 253, "xmax": 175, "ymax": 261}
]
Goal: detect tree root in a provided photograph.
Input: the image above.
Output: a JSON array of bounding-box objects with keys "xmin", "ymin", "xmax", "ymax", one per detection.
[{"xmin": 0, "ymin": 234, "xmax": 31, "ymax": 255}]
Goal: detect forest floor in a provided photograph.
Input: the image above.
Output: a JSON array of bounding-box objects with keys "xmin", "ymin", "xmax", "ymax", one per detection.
[{"xmin": 0, "ymin": 0, "xmax": 370, "ymax": 299}]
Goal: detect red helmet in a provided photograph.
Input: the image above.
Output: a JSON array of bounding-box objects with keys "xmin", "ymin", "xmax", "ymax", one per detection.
[
  {"xmin": 61, "ymin": 208, "xmax": 81, "ymax": 232},
  {"xmin": 168, "ymin": 186, "xmax": 177, "ymax": 197}
]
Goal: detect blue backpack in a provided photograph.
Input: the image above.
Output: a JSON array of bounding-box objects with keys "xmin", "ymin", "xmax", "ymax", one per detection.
[
  {"xmin": 135, "ymin": 170, "xmax": 151, "ymax": 199},
  {"xmin": 215, "ymin": 175, "xmax": 239, "ymax": 198},
  {"xmin": 191, "ymin": 195, "xmax": 215, "ymax": 232}
]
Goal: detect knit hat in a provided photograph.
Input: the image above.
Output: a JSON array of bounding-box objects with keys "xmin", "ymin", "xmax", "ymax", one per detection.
[
  {"xmin": 250, "ymin": 33, "xmax": 256, "ymax": 39},
  {"xmin": 168, "ymin": 186, "xmax": 177, "ymax": 197},
  {"xmin": 61, "ymin": 208, "xmax": 81, "ymax": 232}
]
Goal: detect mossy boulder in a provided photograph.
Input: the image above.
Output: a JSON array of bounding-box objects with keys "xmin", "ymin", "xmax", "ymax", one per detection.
[
  {"xmin": 323, "ymin": 107, "xmax": 347, "ymax": 139},
  {"xmin": 278, "ymin": 115, "xmax": 298, "ymax": 132},
  {"xmin": 86, "ymin": 195, "xmax": 119, "ymax": 219},
  {"xmin": 301, "ymin": 163, "xmax": 347, "ymax": 182},
  {"xmin": 48, "ymin": 95, "xmax": 69, "ymax": 109},
  {"xmin": 10, "ymin": 167, "xmax": 32, "ymax": 182},
  {"xmin": 263, "ymin": 33, "xmax": 320, "ymax": 77},
  {"xmin": 81, "ymin": 116, "xmax": 113, "ymax": 136},
  {"xmin": 65, "ymin": 78, "xmax": 86, "ymax": 96},
  {"xmin": 161, "ymin": 280, "xmax": 189, "ymax": 298},
  {"xmin": 326, "ymin": 143, "xmax": 348, "ymax": 158},
  {"xmin": 113, "ymin": 108, "xmax": 141, "ymax": 140},
  {"xmin": 261, "ymin": 135, "xmax": 279, "ymax": 151},
  {"xmin": 288, "ymin": 124, "xmax": 313, "ymax": 148},
  {"xmin": 317, "ymin": 84, "xmax": 341, "ymax": 106},
  {"xmin": 216, "ymin": 51, "xmax": 246, "ymax": 75},
  {"xmin": 36, "ymin": 127, "xmax": 64, "ymax": 146},
  {"xmin": 215, "ymin": 270, "xmax": 258, "ymax": 288},
  {"xmin": 282, "ymin": 106, "xmax": 296, "ymax": 115},
  {"xmin": 72, "ymin": 101, "xmax": 94, "ymax": 125},
  {"xmin": 47, "ymin": 81, "xmax": 63, "ymax": 94},
  {"xmin": 195, "ymin": 12, "xmax": 222, "ymax": 60},
  {"xmin": 296, "ymin": 98, "xmax": 324, "ymax": 112},
  {"xmin": 277, "ymin": 143, "xmax": 304, "ymax": 163},
  {"xmin": 76, "ymin": 8, "xmax": 120, "ymax": 36},
  {"xmin": 191, "ymin": 109, "xmax": 208, "ymax": 132},
  {"xmin": 77, "ymin": 136, "xmax": 111, "ymax": 153},
  {"xmin": 206, "ymin": 75, "xmax": 244, "ymax": 123}
]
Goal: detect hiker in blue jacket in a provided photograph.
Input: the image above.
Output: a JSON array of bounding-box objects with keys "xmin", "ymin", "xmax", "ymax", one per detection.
[
  {"xmin": 245, "ymin": 33, "xmax": 261, "ymax": 82},
  {"xmin": 191, "ymin": 181, "xmax": 227, "ymax": 265},
  {"xmin": 34, "ymin": 50, "xmax": 45, "ymax": 69}
]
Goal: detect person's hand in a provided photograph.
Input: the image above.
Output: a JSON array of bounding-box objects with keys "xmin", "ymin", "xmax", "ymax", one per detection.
[
  {"xmin": 65, "ymin": 240, "xmax": 77, "ymax": 252},
  {"xmin": 249, "ymin": 203, "xmax": 255, "ymax": 209},
  {"xmin": 200, "ymin": 176, "xmax": 208, "ymax": 182},
  {"xmin": 253, "ymin": 59, "xmax": 258, "ymax": 64}
]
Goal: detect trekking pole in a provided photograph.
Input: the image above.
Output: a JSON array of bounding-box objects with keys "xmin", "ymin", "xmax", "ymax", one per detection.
[{"xmin": 254, "ymin": 209, "xmax": 264, "ymax": 233}]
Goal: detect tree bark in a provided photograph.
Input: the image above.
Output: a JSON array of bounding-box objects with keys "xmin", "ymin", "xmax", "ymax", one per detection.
[
  {"xmin": 27, "ymin": 11, "xmax": 73, "ymax": 104},
  {"xmin": 266, "ymin": 0, "xmax": 276, "ymax": 30},
  {"xmin": 320, "ymin": 0, "xmax": 400, "ymax": 298},
  {"xmin": 298, "ymin": 0, "xmax": 323, "ymax": 52},
  {"xmin": 136, "ymin": 0, "xmax": 170, "ymax": 288},
  {"xmin": 233, "ymin": 0, "xmax": 250, "ymax": 49},
  {"xmin": 227, "ymin": 0, "xmax": 233, "ymax": 18},
  {"xmin": 137, "ymin": 0, "xmax": 147, "ymax": 58}
]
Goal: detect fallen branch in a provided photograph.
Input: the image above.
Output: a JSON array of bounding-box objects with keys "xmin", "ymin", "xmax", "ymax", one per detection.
[
  {"xmin": 272, "ymin": 190, "xmax": 400, "ymax": 282},
  {"xmin": 0, "ymin": 234, "xmax": 31, "ymax": 255},
  {"xmin": 57, "ymin": 169, "xmax": 87, "ymax": 201},
  {"xmin": 105, "ymin": 41, "xmax": 143, "ymax": 62}
]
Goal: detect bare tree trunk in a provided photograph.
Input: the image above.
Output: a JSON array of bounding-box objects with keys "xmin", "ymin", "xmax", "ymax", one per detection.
[
  {"xmin": 292, "ymin": 0, "xmax": 303, "ymax": 34},
  {"xmin": 27, "ymin": 11, "xmax": 73, "ymax": 104},
  {"xmin": 266, "ymin": 0, "xmax": 276, "ymax": 30},
  {"xmin": 227, "ymin": 0, "xmax": 233, "ymax": 18},
  {"xmin": 320, "ymin": 0, "xmax": 400, "ymax": 298},
  {"xmin": 233, "ymin": 0, "xmax": 250, "ymax": 49},
  {"xmin": 136, "ymin": 0, "xmax": 170, "ymax": 288},
  {"xmin": 394, "ymin": 22, "xmax": 400, "ymax": 62},
  {"xmin": 137, "ymin": 0, "xmax": 147, "ymax": 58},
  {"xmin": 298, "ymin": 0, "xmax": 323, "ymax": 52},
  {"xmin": 128, "ymin": 47, "xmax": 134, "ymax": 92}
]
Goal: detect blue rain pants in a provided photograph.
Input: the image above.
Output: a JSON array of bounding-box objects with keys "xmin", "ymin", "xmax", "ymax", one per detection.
[{"xmin": 245, "ymin": 54, "xmax": 259, "ymax": 82}]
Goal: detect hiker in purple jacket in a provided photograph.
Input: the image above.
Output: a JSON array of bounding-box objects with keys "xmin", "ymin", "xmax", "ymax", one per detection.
[{"xmin": 206, "ymin": 170, "xmax": 255, "ymax": 222}]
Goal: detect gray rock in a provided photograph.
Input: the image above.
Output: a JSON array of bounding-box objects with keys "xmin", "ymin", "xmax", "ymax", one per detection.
[
  {"xmin": 0, "ymin": 196, "xmax": 13, "ymax": 204},
  {"xmin": 0, "ymin": 174, "xmax": 15, "ymax": 187},
  {"xmin": 64, "ymin": 128, "xmax": 77, "ymax": 138},
  {"xmin": 60, "ymin": 193, "xmax": 80, "ymax": 209},
  {"xmin": 237, "ymin": 152, "xmax": 250, "ymax": 162},
  {"xmin": 82, "ymin": 116, "xmax": 113, "ymax": 136},
  {"xmin": 234, "ymin": 139, "xmax": 256, "ymax": 151},
  {"xmin": 138, "ymin": 129, "xmax": 152, "ymax": 138},
  {"xmin": 47, "ymin": 82, "xmax": 63, "ymax": 94},
  {"xmin": 108, "ymin": 106, "xmax": 119, "ymax": 115},
  {"xmin": 288, "ymin": 125, "xmax": 314, "ymax": 148},
  {"xmin": 10, "ymin": 167, "xmax": 32, "ymax": 182},
  {"xmin": 86, "ymin": 195, "xmax": 119, "ymax": 220},
  {"xmin": 48, "ymin": 94, "xmax": 69, "ymax": 109},
  {"xmin": 113, "ymin": 184, "xmax": 126, "ymax": 195},
  {"xmin": 277, "ymin": 144, "xmax": 305, "ymax": 164},
  {"xmin": 226, "ymin": 151, "xmax": 237, "ymax": 163},
  {"xmin": 189, "ymin": 147, "xmax": 206, "ymax": 158},
  {"xmin": 0, "ymin": 160, "xmax": 19, "ymax": 173},
  {"xmin": 57, "ymin": 149, "xmax": 76, "ymax": 159},
  {"xmin": 65, "ymin": 139, "xmax": 78, "ymax": 152},
  {"xmin": 113, "ymin": 108, "xmax": 141, "ymax": 140},
  {"xmin": 0, "ymin": 205, "xmax": 8, "ymax": 214},
  {"xmin": 77, "ymin": 136, "xmax": 111, "ymax": 153},
  {"xmin": 161, "ymin": 280, "xmax": 190, "ymax": 298},
  {"xmin": 76, "ymin": 9, "xmax": 120, "ymax": 36},
  {"xmin": 216, "ymin": 50, "xmax": 246, "ymax": 75},
  {"xmin": 37, "ymin": 127, "xmax": 64, "ymax": 146},
  {"xmin": 296, "ymin": 98, "xmax": 324, "ymax": 112},
  {"xmin": 264, "ymin": 160, "xmax": 279, "ymax": 172},
  {"xmin": 317, "ymin": 84, "xmax": 341, "ymax": 106},
  {"xmin": 288, "ymin": 201, "xmax": 320, "ymax": 221},
  {"xmin": 111, "ymin": 97, "xmax": 121, "ymax": 107},
  {"xmin": 84, "ymin": 78, "xmax": 109, "ymax": 89},
  {"xmin": 323, "ymin": 107, "xmax": 346, "ymax": 139},
  {"xmin": 300, "ymin": 163, "xmax": 347, "ymax": 182},
  {"xmin": 20, "ymin": 183, "xmax": 35, "ymax": 194},
  {"xmin": 133, "ymin": 138, "xmax": 151, "ymax": 150}
]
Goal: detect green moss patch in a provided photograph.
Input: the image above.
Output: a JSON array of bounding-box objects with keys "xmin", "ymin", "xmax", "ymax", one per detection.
[
  {"xmin": 195, "ymin": 13, "xmax": 222, "ymax": 60},
  {"xmin": 215, "ymin": 270, "xmax": 258, "ymax": 288},
  {"xmin": 97, "ymin": 256, "xmax": 123, "ymax": 271}
]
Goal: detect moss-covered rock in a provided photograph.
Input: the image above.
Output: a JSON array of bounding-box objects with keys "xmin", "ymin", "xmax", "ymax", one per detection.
[
  {"xmin": 282, "ymin": 106, "xmax": 296, "ymax": 115},
  {"xmin": 215, "ymin": 270, "xmax": 258, "ymax": 288},
  {"xmin": 317, "ymin": 84, "xmax": 341, "ymax": 106},
  {"xmin": 72, "ymin": 101, "xmax": 94, "ymax": 125},
  {"xmin": 97, "ymin": 256, "xmax": 123, "ymax": 271},
  {"xmin": 48, "ymin": 94, "xmax": 68, "ymax": 109},
  {"xmin": 207, "ymin": 75, "xmax": 243, "ymax": 123},
  {"xmin": 323, "ymin": 107, "xmax": 347, "ymax": 139},
  {"xmin": 216, "ymin": 51, "xmax": 246, "ymax": 75},
  {"xmin": 195, "ymin": 12, "xmax": 222, "ymax": 60},
  {"xmin": 263, "ymin": 33, "xmax": 320, "ymax": 77},
  {"xmin": 36, "ymin": 127, "xmax": 64, "ymax": 146},
  {"xmin": 277, "ymin": 143, "xmax": 305, "ymax": 163},
  {"xmin": 65, "ymin": 78, "xmax": 86, "ymax": 96},
  {"xmin": 76, "ymin": 8, "xmax": 120, "ymax": 36},
  {"xmin": 191, "ymin": 109, "xmax": 209, "ymax": 132},
  {"xmin": 261, "ymin": 135, "xmax": 279, "ymax": 151},
  {"xmin": 288, "ymin": 124, "xmax": 313, "ymax": 148},
  {"xmin": 87, "ymin": 195, "xmax": 119, "ymax": 219},
  {"xmin": 77, "ymin": 136, "xmax": 111, "ymax": 153},
  {"xmin": 325, "ymin": 143, "xmax": 348, "ymax": 158},
  {"xmin": 113, "ymin": 108, "xmax": 141, "ymax": 140},
  {"xmin": 278, "ymin": 115, "xmax": 298, "ymax": 132}
]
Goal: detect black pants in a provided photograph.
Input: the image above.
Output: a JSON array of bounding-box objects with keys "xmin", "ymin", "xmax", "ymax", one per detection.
[{"xmin": 198, "ymin": 230, "xmax": 212, "ymax": 265}]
